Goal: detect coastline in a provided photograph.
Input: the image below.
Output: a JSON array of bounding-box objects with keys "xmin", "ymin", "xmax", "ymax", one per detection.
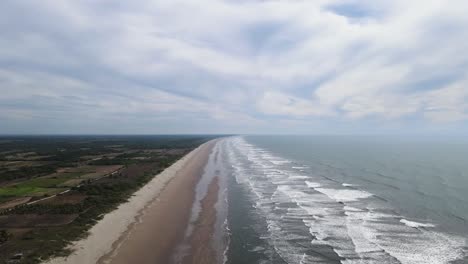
[
  {"xmin": 44, "ymin": 140, "xmax": 217, "ymax": 264},
  {"xmin": 182, "ymin": 176, "xmax": 219, "ymax": 264}
]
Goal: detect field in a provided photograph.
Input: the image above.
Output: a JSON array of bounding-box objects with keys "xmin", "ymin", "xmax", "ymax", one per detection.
[{"xmin": 0, "ymin": 135, "xmax": 217, "ymax": 263}]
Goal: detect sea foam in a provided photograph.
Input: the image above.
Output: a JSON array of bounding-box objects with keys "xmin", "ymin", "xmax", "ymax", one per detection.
[
  {"xmin": 224, "ymin": 136, "xmax": 467, "ymax": 264},
  {"xmin": 315, "ymin": 188, "xmax": 373, "ymax": 202},
  {"xmin": 400, "ymin": 219, "xmax": 436, "ymax": 228}
]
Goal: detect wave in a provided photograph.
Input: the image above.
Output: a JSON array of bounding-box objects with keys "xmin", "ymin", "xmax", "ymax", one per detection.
[
  {"xmin": 224, "ymin": 136, "xmax": 467, "ymax": 264},
  {"xmin": 292, "ymin": 166, "xmax": 309, "ymax": 170},
  {"xmin": 400, "ymin": 219, "xmax": 436, "ymax": 228},
  {"xmin": 305, "ymin": 181, "xmax": 321, "ymax": 188},
  {"xmin": 314, "ymin": 187, "xmax": 373, "ymax": 202}
]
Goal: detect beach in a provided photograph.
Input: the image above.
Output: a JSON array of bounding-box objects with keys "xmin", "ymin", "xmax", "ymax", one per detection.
[
  {"xmin": 45, "ymin": 139, "xmax": 218, "ymax": 264},
  {"xmin": 181, "ymin": 176, "xmax": 219, "ymax": 264},
  {"xmin": 42, "ymin": 135, "xmax": 468, "ymax": 264}
]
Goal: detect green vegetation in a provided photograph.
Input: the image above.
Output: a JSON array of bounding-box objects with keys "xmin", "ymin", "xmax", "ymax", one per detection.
[
  {"xmin": 0, "ymin": 165, "xmax": 57, "ymax": 181},
  {"xmin": 0, "ymin": 186, "xmax": 48, "ymax": 196},
  {"xmin": 0, "ymin": 135, "xmax": 218, "ymax": 263},
  {"xmin": 0, "ymin": 230, "xmax": 10, "ymax": 245},
  {"xmin": 0, "ymin": 175, "xmax": 81, "ymax": 197}
]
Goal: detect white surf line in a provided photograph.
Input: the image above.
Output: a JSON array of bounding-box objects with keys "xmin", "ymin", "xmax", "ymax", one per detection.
[
  {"xmin": 400, "ymin": 219, "xmax": 436, "ymax": 228},
  {"xmin": 171, "ymin": 140, "xmax": 221, "ymax": 263},
  {"xmin": 231, "ymin": 136, "xmax": 468, "ymax": 264}
]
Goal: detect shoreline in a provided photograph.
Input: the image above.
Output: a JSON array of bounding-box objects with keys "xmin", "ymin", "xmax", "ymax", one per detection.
[
  {"xmin": 170, "ymin": 139, "xmax": 228, "ymax": 264},
  {"xmin": 182, "ymin": 176, "xmax": 219, "ymax": 264},
  {"xmin": 44, "ymin": 140, "xmax": 217, "ymax": 264}
]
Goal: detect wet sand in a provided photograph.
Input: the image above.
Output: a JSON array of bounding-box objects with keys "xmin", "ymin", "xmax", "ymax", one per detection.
[
  {"xmin": 101, "ymin": 140, "xmax": 216, "ymax": 264},
  {"xmin": 182, "ymin": 176, "xmax": 219, "ymax": 264},
  {"xmin": 44, "ymin": 140, "xmax": 217, "ymax": 264}
]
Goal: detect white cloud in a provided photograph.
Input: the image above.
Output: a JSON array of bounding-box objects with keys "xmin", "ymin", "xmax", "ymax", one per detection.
[
  {"xmin": 423, "ymin": 80, "xmax": 468, "ymax": 122},
  {"xmin": 257, "ymin": 91, "xmax": 332, "ymax": 117},
  {"xmin": 0, "ymin": 0, "xmax": 467, "ymax": 133}
]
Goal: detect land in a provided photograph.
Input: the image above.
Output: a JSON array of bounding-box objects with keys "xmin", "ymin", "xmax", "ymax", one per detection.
[
  {"xmin": 182, "ymin": 176, "xmax": 219, "ymax": 264},
  {"xmin": 96, "ymin": 140, "xmax": 217, "ymax": 264},
  {"xmin": 0, "ymin": 135, "xmax": 216, "ymax": 264}
]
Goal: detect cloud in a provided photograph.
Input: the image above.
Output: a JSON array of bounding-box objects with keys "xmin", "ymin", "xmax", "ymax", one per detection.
[
  {"xmin": 0, "ymin": 0, "xmax": 467, "ymax": 134},
  {"xmin": 257, "ymin": 91, "xmax": 332, "ymax": 117},
  {"xmin": 423, "ymin": 80, "xmax": 468, "ymax": 122}
]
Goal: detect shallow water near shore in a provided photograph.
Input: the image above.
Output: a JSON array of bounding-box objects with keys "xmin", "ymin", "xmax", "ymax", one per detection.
[
  {"xmin": 223, "ymin": 135, "xmax": 468, "ymax": 264},
  {"xmin": 173, "ymin": 140, "xmax": 230, "ymax": 264}
]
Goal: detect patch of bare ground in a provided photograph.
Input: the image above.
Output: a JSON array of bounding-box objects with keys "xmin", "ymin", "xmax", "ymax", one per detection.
[
  {"xmin": 6, "ymin": 228, "xmax": 32, "ymax": 238},
  {"xmin": 36, "ymin": 192, "xmax": 86, "ymax": 205},
  {"xmin": 118, "ymin": 163, "xmax": 156, "ymax": 178},
  {"xmin": 165, "ymin": 149, "xmax": 189, "ymax": 155},
  {"xmin": 0, "ymin": 197, "xmax": 31, "ymax": 210},
  {"xmin": 0, "ymin": 214, "xmax": 78, "ymax": 228},
  {"xmin": 83, "ymin": 165, "xmax": 122, "ymax": 177}
]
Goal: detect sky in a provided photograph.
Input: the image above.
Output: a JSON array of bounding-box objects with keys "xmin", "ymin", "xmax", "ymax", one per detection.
[{"xmin": 1, "ymin": 0, "xmax": 468, "ymax": 135}]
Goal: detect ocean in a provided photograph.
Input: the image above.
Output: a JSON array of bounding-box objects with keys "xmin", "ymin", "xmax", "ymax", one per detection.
[{"xmin": 218, "ymin": 135, "xmax": 468, "ymax": 264}]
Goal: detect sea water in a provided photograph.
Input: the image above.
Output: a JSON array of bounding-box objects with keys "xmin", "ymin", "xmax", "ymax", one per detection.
[{"xmin": 221, "ymin": 135, "xmax": 468, "ymax": 264}]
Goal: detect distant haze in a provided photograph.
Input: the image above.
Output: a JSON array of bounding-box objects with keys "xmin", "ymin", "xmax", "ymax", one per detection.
[{"xmin": 1, "ymin": 1, "xmax": 468, "ymax": 135}]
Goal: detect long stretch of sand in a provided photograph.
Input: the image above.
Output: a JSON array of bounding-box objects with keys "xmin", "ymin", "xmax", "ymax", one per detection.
[
  {"xmin": 44, "ymin": 140, "xmax": 216, "ymax": 264},
  {"xmin": 182, "ymin": 176, "xmax": 219, "ymax": 264}
]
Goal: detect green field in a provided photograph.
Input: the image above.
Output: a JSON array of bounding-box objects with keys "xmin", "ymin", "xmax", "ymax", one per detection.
[
  {"xmin": 0, "ymin": 177, "xmax": 74, "ymax": 197},
  {"xmin": 0, "ymin": 135, "xmax": 216, "ymax": 263},
  {"xmin": 0, "ymin": 186, "xmax": 49, "ymax": 196}
]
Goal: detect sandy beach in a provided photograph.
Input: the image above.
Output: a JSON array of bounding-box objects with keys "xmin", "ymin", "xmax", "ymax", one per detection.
[
  {"xmin": 44, "ymin": 140, "xmax": 218, "ymax": 264},
  {"xmin": 182, "ymin": 176, "xmax": 219, "ymax": 264}
]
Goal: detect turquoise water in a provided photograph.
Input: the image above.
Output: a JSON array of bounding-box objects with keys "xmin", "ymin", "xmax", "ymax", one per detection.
[{"xmin": 224, "ymin": 136, "xmax": 468, "ymax": 264}]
